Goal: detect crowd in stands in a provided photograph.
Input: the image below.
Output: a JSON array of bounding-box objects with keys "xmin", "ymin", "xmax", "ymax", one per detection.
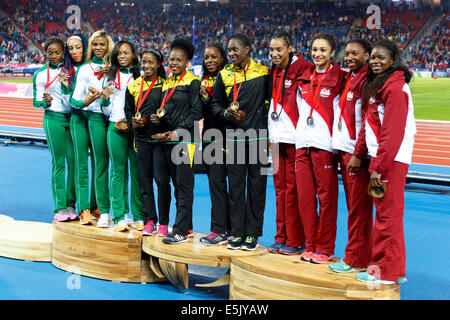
[
  {"xmin": 0, "ymin": 0, "xmax": 447, "ymax": 72},
  {"xmin": 407, "ymin": 13, "xmax": 449, "ymax": 70}
]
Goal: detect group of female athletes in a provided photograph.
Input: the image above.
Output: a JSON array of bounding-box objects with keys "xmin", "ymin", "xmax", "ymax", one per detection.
[{"xmin": 33, "ymin": 28, "xmax": 415, "ymax": 286}]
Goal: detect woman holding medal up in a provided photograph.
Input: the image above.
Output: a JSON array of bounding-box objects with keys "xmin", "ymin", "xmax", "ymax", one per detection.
[
  {"xmin": 100, "ymin": 40, "xmax": 143, "ymax": 231},
  {"xmin": 70, "ymin": 30, "xmax": 114, "ymax": 225},
  {"xmin": 124, "ymin": 48, "xmax": 166, "ymax": 236},
  {"xmin": 294, "ymin": 33, "xmax": 347, "ymax": 264},
  {"xmin": 197, "ymin": 43, "xmax": 232, "ymax": 246},
  {"xmin": 211, "ymin": 33, "xmax": 269, "ymax": 251},
  {"xmin": 33, "ymin": 38, "xmax": 74, "ymax": 222},
  {"xmin": 155, "ymin": 39, "xmax": 202, "ymax": 245},
  {"xmin": 267, "ymin": 32, "xmax": 311, "ymax": 255}
]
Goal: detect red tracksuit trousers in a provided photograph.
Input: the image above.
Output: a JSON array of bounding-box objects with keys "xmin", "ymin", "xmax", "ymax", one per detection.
[
  {"xmin": 272, "ymin": 143, "xmax": 306, "ymax": 247},
  {"xmin": 295, "ymin": 147, "xmax": 338, "ymax": 256},
  {"xmin": 339, "ymin": 151, "xmax": 373, "ymax": 268},
  {"xmin": 368, "ymin": 160, "xmax": 408, "ymax": 282}
]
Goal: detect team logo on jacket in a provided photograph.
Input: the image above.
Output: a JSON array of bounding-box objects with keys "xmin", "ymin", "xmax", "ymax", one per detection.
[
  {"xmin": 347, "ymin": 91, "xmax": 353, "ymax": 101},
  {"xmin": 284, "ymin": 79, "xmax": 292, "ymax": 88},
  {"xmin": 320, "ymin": 88, "xmax": 331, "ymax": 98},
  {"xmin": 369, "ymin": 96, "xmax": 376, "ymax": 104}
]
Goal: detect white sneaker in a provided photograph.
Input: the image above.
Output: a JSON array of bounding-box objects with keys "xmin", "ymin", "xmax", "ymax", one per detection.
[
  {"xmin": 115, "ymin": 219, "xmax": 128, "ymax": 232},
  {"xmin": 132, "ymin": 220, "xmax": 145, "ymax": 231},
  {"xmin": 124, "ymin": 214, "xmax": 133, "ymax": 226},
  {"xmin": 97, "ymin": 213, "xmax": 112, "ymax": 228}
]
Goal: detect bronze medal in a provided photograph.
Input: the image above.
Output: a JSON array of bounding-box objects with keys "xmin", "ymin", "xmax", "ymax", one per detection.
[
  {"xmin": 115, "ymin": 120, "xmax": 129, "ymax": 131},
  {"xmin": 156, "ymin": 108, "xmax": 166, "ymax": 118}
]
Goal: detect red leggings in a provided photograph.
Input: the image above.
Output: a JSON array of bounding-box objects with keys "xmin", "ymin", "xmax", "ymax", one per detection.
[
  {"xmin": 339, "ymin": 151, "xmax": 373, "ymax": 268},
  {"xmin": 368, "ymin": 160, "xmax": 409, "ymax": 282},
  {"xmin": 295, "ymin": 147, "xmax": 338, "ymax": 256},
  {"xmin": 272, "ymin": 143, "xmax": 305, "ymax": 247}
]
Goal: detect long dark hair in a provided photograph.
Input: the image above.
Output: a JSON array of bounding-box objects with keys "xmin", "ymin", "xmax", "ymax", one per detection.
[
  {"xmin": 201, "ymin": 43, "xmax": 228, "ymax": 80},
  {"xmin": 362, "ymin": 39, "xmax": 412, "ymax": 111},
  {"xmin": 63, "ymin": 34, "xmax": 88, "ymax": 88},
  {"xmin": 107, "ymin": 40, "xmax": 140, "ymax": 82},
  {"xmin": 140, "ymin": 48, "xmax": 167, "ymax": 79},
  {"xmin": 269, "ymin": 31, "xmax": 294, "ymax": 105}
]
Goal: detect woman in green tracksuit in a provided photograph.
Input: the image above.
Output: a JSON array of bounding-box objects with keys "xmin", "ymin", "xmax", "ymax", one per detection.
[
  {"xmin": 70, "ymin": 30, "xmax": 114, "ymax": 225},
  {"xmin": 99, "ymin": 40, "xmax": 143, "ymax": 231},
  {"xmin": 32, "ymin": 37, "xmax": 75, "ymax": 221}
]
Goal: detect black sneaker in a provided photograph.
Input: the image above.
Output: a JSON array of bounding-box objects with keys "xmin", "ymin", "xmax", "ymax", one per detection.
[
  {"xmin": 226, "ymin": 236, "xmax": 244, "ymax": 250},
  {"xmin": 241, "ymin": 236, "xmax": 259, "ymax": 251},
  {"xmin": 200, "ymin": 232, "xmax": 228, "ymax": 246},
  {"xmin": 162, "ymin": 232, "xmax": 188, "ymax": 245}
]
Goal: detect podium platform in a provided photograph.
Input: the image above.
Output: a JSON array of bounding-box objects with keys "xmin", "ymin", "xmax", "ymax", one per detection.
[
  {"xmin": 142, "ymin": 233, "xmax": 267, "ymax": 289},
  {"xmin": 51, "ymin": 220, "xmax": 164, "ymax": 283},
  {"xmin": 230, "ymin": 253, "xmax": 400, "ymax": 300},
  {"xmin": 0, "ymin": 216, "xmax": 53, "ymax": 262}
]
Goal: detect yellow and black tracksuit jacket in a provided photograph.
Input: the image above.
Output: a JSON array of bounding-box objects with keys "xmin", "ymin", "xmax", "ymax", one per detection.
[
  {"xmin": 124, "ymin": 76, "xmax": 164, "ymax": 142},
  {"xmin": 158, "ymin": 70, "xmax": 203, "ymax": 141},
  {"xmin": 211, "ymin": 59, "xmax": 269, "ymax": 131}
]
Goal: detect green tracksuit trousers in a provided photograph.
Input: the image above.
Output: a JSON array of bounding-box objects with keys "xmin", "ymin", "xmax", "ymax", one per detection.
[
  {"xmin": 107, "ymin": 122, "xmax": 143, "ymax": 222},
  {"xmin": 43, "ymin": 110, "xmax": 76, "ymax": 213}
]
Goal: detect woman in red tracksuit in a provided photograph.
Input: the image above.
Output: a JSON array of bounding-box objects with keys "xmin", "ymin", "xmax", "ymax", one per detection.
[
  {"xmin": 295, "ymin": 33, "xmax": 347, "ymax": 264},
  {"xmin": 329, "ymin": 39, "xmax": 374, "ymax": 273},
  {"xmin": 350, "ymin": 39, "xmax": 415, "ymax": 284},
  {"xmin": 267, "ymin": 32, "xmax": 311, "ymax": 255}
]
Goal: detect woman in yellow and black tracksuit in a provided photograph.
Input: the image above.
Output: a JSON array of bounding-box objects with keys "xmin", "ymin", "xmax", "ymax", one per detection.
[
  {"xmin": 211, "ymin": 33, "xmax": 269, "ymax": 251},
  {"xmin": 156, "ymin": 39, "xmax": 203, "ymax": 245}
]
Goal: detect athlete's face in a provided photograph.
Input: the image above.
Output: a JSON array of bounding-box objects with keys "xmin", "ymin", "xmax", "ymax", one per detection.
[
  {"xmin": 46, "ymin": 42, "xmax": 64, "ymax": 66},
  {"xmin": 169, "ymin": 48, "xmax": 188, "ymax": 75},
  {"xmin": 141, "ymin": 52, "xmax": 159, "ymax": 80},
  {"xmin": 345, "ymin": 42, "xmax": 369, "ymax": 73},
  {"xmin": 227, "ymin": 39, "xmax": 249, "ymax": 68},
  {"xmin": 370, "ymin": 46, "xmax": 394, "ymax": 74},
  {"xmin": 311, "ymin": 39, "xmax": 334, "ymax": 70},
  {"xmin": 269, "ymin": 38, "xmax": 292, "ymax": 68},
  {"xmin": 68, "ymin": 38, "xmax": 83, "ymax": 63},
  {"xmin": 203, "ymin": 46, "xmax": 224, "ymax": 75},
  {"xmin": 117, "ymin": 43, "xmax": 133, "ymax": 68},
  {"xmin": 92, "ymin": 36, "xmax": 108, "ymax": 58}
]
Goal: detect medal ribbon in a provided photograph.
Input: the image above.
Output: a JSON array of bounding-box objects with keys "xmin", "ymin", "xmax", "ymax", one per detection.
[
  {"xmin": 111, "ymin": 69, "xmax": 133, "ymax": 90},
  {"xmin": 308, "ymin": 64, "xmax": 330, "ymax": 118},
  {"xmin": 44, "ymin": 63, "xmax": 60, "ymax": 90},
  {"xmin": 272, "ymin": 68, "xmax": 285, "ymax": 113},
  {"xmin": 232, "ymin": 60, "xmax": 251, "ymax": 103},
  {"xmin": 137, "ymin": 76, "xmax": 158, "ymax": 113},
  {"xmin": 337, "ymin": 74, "xmax": 353, "ymax": 124},
  {"xmin": 159, "ymin": 70, "xmax": 187, "ymax": 111},
  {"xmin": 90, "ymin": 60, "xmax": 104, "ymax": 80}
]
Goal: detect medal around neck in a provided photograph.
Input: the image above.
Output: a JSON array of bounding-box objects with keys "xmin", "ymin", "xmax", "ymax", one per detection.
[
  {"xmin": 106, "ymin": 81, "xmax": 116, "ymax": 91},
  {"xmin": 135, "ymin": 112, "xmax": 142, "ymax": 120},
  {"xmin": 60, "ymin": 68, "xmax": 69, "ymax": 75},
  {"xmin": 156, "ymin": 108, "xmax": 166, "ymax": 118},
  {"xmin": 271, "ymin": 111, "xmax": 279, "ymax": 121},
  {"xmin": 230, "ymin": 101, "xmax": 240, "ymax": 111},
  {"xmin": 115, "ymin": 120, "xmax": 129, "ymax": 131},
  {"xmin": 307, "ymin": 116, "xmax": 314, "ymax": 126},
  {"xmin": 338, "ymin": 120, "xmax": 343, "ymax": 132}
]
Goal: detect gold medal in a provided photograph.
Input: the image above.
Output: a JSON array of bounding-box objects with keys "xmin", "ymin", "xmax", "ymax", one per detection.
[
  {"xmin": 230, "ymin": 101, "xmax": 240, "ymax": 111},
  {"xmin": 156, "ymin": 108, "xmax": 166, "ymax": 118},
  {"xmin": 135, "ymin": 112, "xmax": 142, "ymax": 120}
]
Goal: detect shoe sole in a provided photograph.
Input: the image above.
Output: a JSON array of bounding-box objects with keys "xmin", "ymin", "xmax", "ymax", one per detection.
[
  {"xmin": 162, "ymin": 238, "xmax": 188, "ymax": 245},
  {"xmin": 200, "ymin": 240, "xmax": 228, "ymax": 246},
  {"xmin": 142, "ymin": 231, "xmax": 157, "ymax": 236},
  {"xmin": 329, "ymin": 267, "xmax": 366, "ymax": 273},
  {"xmin": 280, "ymin": 251, "xmax": 300, "ymax": 255},
  {"xmin": 241, "ymin": 243, "xmax": 259, "ymax": 251},
  {"xmin": 227, "ymin": 245, "xmax": 242, "ymax": 250}
]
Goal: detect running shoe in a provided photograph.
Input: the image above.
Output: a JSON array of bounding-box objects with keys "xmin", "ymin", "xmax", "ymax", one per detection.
[{"xmin": 200, "ymin": 232, "xmax": 228, "ymax": 246}]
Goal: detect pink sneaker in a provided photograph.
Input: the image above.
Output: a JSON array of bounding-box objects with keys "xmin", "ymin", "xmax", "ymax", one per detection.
[
  {"xmin": 310, "ymin": 253, "xmax": 332, "ymax": 264},
  {"xmin": 157, "ymin": 224, "xmax": 168, "ymax": 237},
  {"xmin": 300, "ymin": 251, "xmax": 314, "ymax": 262},
  {"xmin": 142, "ymin": 221, "xmax": 157, "ymax": 236},
  {"xmin": 54, "ymin": 209, "xmax": 70, "ymax": 222}
]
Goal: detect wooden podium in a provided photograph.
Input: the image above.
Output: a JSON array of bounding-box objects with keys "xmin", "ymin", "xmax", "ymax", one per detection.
[
  {"xmin": 142, "ymin": 233, "xmax": 267, "ymax": 290},
  {"xmin": 51, "ymin": 220, "xmax": 164, "ymax": 283},
  {"xmin": 230, "ymin": 253, "xmax": 400, "ymax": 300}
]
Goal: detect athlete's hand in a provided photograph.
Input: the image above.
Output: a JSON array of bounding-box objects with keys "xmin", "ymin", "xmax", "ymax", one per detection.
[
  {"xmin": 83, "ymin": 87, "xmax": 101, "ymax": 106},
  {"xmin": 43, "ymin": 92, "xmax": 53, "ymax": 107},
  {"xmin": 347, "ymin": 155, "xmax": 361, "ymax": 173}
]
